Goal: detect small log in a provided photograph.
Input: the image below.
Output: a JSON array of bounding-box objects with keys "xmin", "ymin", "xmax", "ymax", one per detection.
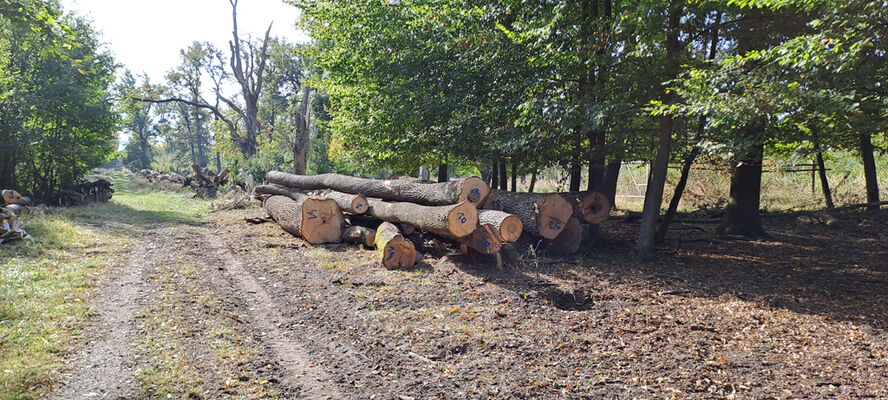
[
  {"xmin": 266, "ymin": 171, "xmax": 490, "ymax": 207},
  {"xmin": 478, "ymin": 210, "xmax": 522, "ymax": 243},
  {"xmin": 263, "ymin": 195, "xmax": 343, "ymax": 244},
  {"xmin": 374, "ymin": 222, "xmax": 417, "ymax": 269},
  {"xmin": 2, "ymin": 190, "xmax": 23, "ymax": 205},
  {"xmin": 343, "ymin": 225, "xmax": 376, "ymax": 248},
  {"xmin": 547, "ymin": 217, "xmax": 584, "ymax": 255},
  {"xmin": 482, "ymin": 189, "xmax": 572, "ymax": 239},
  {"xmin": 256, "ymin": 184, "xmax": 368, "ymax": 215},
  {"xmin": 561, "ymin": 191, "xmax": 610, "ymax": 224},
  {"xmin": 462, "ymin": 223, "xmax": 502, "ymax": 255},
  {"xmin": 366, "ymin": 198, "xmax": 477, "ymax": 239}
]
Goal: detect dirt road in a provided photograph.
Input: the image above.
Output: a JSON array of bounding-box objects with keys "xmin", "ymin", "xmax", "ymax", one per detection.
[{"xmin": 48, "ymin": 204, "xmax": 888, "ymax": 399}]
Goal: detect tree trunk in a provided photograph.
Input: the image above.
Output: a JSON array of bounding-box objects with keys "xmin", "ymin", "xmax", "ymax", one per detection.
[
  {"xmin": 438, "ymin": 164, "xmax": 448, "ymax": 182},
  {"xmin": 655, "ymin": 146, "xmax": 699, "ymax": 243},
  {"xmin": 491, "ymin": 162, "xmax": 499, "ymax": 189},
  {"xmin": 477, "ymin": 209, "xmax": 523, "ymax": 243},
  {"xmin": 216, "ymin": 152, "xmax": 222, "ymax": 174},
  {"xmin": 547, "ymin": 217, "xmax": 584, "ymax": 255},
  {"xmin": 719, "ymin": 135, "xmax": 766, "ymax": 237},
  {"xmin": 587, "ymin": 157, "xmax": 606, "ymax": 192},
  {"xmin": 602, "ymin": 159, "xmax": 621, "ymax": 207},
  {"xmin": 482, "ymin": 189, "xmax": 572, "ymax": 239},
  {"xmin": 860, "ymin": 133, "xmax": 880, "ymax": 210},
  {"xmin": 635, "ymin": 3, "xmax": 681, "ymax": 262},
  {"xmin": 263, "ymin": 195, "xmax": 344, "ymax": 244},
  {"xmin": 569, "ymin": 159, "xmax": 582, "ymax": 192},
  {"xmin": 366, "ymin": 198, "xmax": 477, "ymax": 239},
  {"xmin": 255, "ymin": 184, "xmax": 368, "ymax": 214},
  {"xmin": 560, "ymin": 191, "xmax": 610, "ymax": 224},
  {"xmin": 510, "ymin": 160, "xmax": 518, "ymax": 192},
  {"xmin": 528, "ymin": 170, "xmax": 537, "ymax": 193},
  {"xmin": 266, "ymin": 171, "xmax": 490, "ymax": 207},
  {"xmin": 293, "ymin": 87, "xmax": 311, "ymax": 175},
  {"xmin": 374, "ymin": 222, "xmax": 416, "ymax": 269},
  {"xmin": 814, "ymin": 140, "xmax": 834, "ymax": 209},
  {"xmin": 499, "ymin": 161, "xmax": 508, "ymax": 190},
  {"xmin": 343, "ymin": 225, "xmax": 375, "ymax": 248}
]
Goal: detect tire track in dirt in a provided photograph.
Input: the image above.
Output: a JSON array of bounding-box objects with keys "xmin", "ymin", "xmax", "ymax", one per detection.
[
  {"xmin": 206, "ymin": 231, "xmax": 344, "ymax": 399},
  {"xmin": 49, "ymin": 237, "xmax": 154, "ymax": 400}
]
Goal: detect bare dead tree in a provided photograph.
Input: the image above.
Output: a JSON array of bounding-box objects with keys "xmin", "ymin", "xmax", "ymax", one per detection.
[{"xmin": 292, "ymin": 86, "xmax": 311, "ymax": 174}]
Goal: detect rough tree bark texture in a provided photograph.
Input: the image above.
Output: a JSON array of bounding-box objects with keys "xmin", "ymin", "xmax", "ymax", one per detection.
[
  {"xmin": 482, "ymin": 189, "xmax": 572, "ymax": 239},
  {"xmin": 293, "ymin": 87, "xmax": 311, "ymax": 175},
  {"xmin": 477, "ymin": 210, "xmax": 523, "ymax": 243},
  {"xmin": 374, "ymin": 222, "xmax": 416, "ymax": 269},
  {"xmin": 255, "ymin": 184, "xmax": 368, "ymax": 215},
  {"xmin": 343, "ymin": 226, "xmax": 375, "ymax": 248},
  {"xmin": 366, "ymin": 198, "xmax": 477, "ymax": 239},
  {"xmin": 719, "ymin": 137, "xmax": 766, "ymax": 237},
  {"xmin": 267, "ymin": 171, "xmax": 489, "ymax": 207},
  {"xmin": 860, "ymin": 133, "xmax": 880, "ymax": 211},
  {"xmin": 263, "ymin": 195, "xmax": 343, "ymax": 244}
]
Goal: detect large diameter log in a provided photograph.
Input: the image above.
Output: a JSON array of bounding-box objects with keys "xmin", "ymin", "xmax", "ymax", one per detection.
[
  {"xmin": 374, "ymin": 222, "xmax": 417, "ymax": 269},
  {"xmin": 478, "ymin": 210, "xmax": 522, "ymax": 243},
  {"xmin": 482, "ymin": 189, "xmax": 572, "ymax": 239},
  {"xmin": 256, "ymin": 184, "xmax": 368, "ymax": 215},
  {"xmin": 366, "ymin": 198, "xmax": 477, "ymax": 239},
  {"xmin": 343, "ymin": 225, "xmax": 376, "ymax": 248},
  {"xmin": 266, "ymin": 171, "xmax": 489, "ymax": 207},
  {"xmin": 561, "ymin": 191, "xmax": 610, "ymax": 224},
  {"xmin": 547, "ymin": 217, "xmax": 584, "ymax": 255},
  {"xmin": 2, "ymin": 190, "xmax": 23, "ymax": 205},
  {"xmin": 263, "ymin": 195, "xmax": 344, "ymax": 244},
  {"xmin": 462, "ymin": 223, "xmax": 502, "ymax": 255}
]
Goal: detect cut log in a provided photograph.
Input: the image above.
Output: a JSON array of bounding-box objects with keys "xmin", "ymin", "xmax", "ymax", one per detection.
[
  {"xmin": 263, "ymin": 195, "xmax": 343, "ymax": 244},
  {"xmin": 561, "ymin": 191, "xmax": 610, "ymax": 224},
  {"xmin": 547, "ymin": 217, "xmax": 584, "ymax": 255},
  {"xmin": 343, "ymin": 225, "xmax": 376, "ymax": 248},
  {"xmin": 256, "ymin": 184, "xmax": 368, "ymax": 215},
  {"xmin": 266, "ymin": 171, "xmax": 490, "ymax": 207},
  {"xmin": 374, "ymin": 221, "xmax": 417, "ymax": 269},
  {"xmin": 462, "ymin": 223, "xmax": 502, "ymax": 255},
  {"xmin": 482, "ymin": 189, "xmax": 572, "ymax": 239},
  {"xmin": 2, "ymin": 190, "xmax": 23, "ymax": 205},
  {"xmin": 478, "ymin": 210, "xmax": 522, "ymax": 243},
  {"xmin": 366, "ymin": 198, "xmax": 477, "ymax": 239},
  {"xmin": 311, "ymin": 189, "xmax": 369, "ymax": 214}
]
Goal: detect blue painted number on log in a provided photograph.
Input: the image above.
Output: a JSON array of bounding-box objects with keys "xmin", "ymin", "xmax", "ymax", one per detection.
[
  {"xmin": 308, "ymin": 210, "xmax": 318, "ymax": 220},
  {"xmin": 386, "ymin": 245, "xmax": 395, "ymax": 260},
  {"xmin": 355, "ymin": 204, "xmax": 363, "ymax": 210},
  {"xmin": 457, "ymin": 212, "xmax": 467, "ymax": 224},
  {"xmin": 549, "ymin": 221, "xmax": 561, "ymax": 230},
  {"xmin": 471, "ymin": 188, "xmax": 480, "ymax": 196}
]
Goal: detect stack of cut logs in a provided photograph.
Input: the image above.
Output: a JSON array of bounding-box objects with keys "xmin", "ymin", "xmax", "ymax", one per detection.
[
  {"xmin": 136, "ymin": 164, "xmax": 230, "ymax": 198},
  {"xmin": 1, "ymin": 190, "xmax": 34, "ymax": 244},
  {"xmin": 255, "ymin": 171, "xmax": 610, "ymax": 269},
  {"xmin": 53, "ymin": 178, "xmax": 114, "ymax": 206}
]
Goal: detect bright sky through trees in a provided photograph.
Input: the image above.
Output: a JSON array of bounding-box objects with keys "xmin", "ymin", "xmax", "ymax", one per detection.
[{"xmin": 60, "ymin": 0, "xmax": 307, "ymax": 82}]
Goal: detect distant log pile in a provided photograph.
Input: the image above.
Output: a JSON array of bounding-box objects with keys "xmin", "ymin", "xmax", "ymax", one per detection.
[
  {"xmin": 53, "ymin": 178, "xmax": 114, "ymax": 207},
  {"xmin": 1, "ymin": 190, "xmax": 34, "ymax": 244},
  {"xmin": 135, "ymin": 164, "xmax": 229, "ymax": 198},
  {"xmin": 255, "ymin": 171, "xmax": 610, "ymax": 269}
]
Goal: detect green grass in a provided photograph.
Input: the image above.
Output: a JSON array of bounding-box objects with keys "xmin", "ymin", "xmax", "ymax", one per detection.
[{"xmin": 0, "ymin": 169, "xmax": 207, "ymax": 400}]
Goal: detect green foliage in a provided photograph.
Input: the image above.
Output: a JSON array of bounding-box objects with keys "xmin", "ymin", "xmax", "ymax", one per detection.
[{"xmin": 0, "ymin": 0, "xmax": 118, "ymax": 201}]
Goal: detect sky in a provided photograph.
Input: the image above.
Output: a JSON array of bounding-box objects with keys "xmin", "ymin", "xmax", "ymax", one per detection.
[{"xmin": 60, "ymin": 0, "xmax": 309, "ymax": 84}]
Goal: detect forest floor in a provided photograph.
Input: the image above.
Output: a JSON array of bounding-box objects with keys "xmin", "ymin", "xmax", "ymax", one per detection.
[{"xmin": 3, "ymin": 170, "xmax": 888, "ymax": 399}]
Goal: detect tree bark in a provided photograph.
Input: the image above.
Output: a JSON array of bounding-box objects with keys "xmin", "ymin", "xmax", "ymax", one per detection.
[
  {"xmin": 510, "ymin": 160, "xmax": 518, "ymax": 192},
  {"xmin": 655, "ymin": 145, "xmax": 699, "ymax": 243},
  {"xmin": 860, "ymin": 133, "xmax": 880, "ymax": 210},
  {"xmin": 719, "ymin": 135, "xmax": 766, "ymax": 237},
  {"xmin": 482, "ymin": 189, "xmax": 572, "ymax": 239},
  {"xmin": 477, "ymin": 209, "xmax": 523, "ymax": 243},
  {"xmin": 266, "ymin": 171, "xmax": 489, "ymax": 207},
  {"xmin": 602, "ymin": 159, "xmax": 621, "ymax": 207},
  {"xmin": 528, "ymin": 170, "xmax": 537, "ymax": 193},
  {"xmin": 814, "ymin": 139, "xmax": 834, "ymax": 209},
  {"xmin": 438, "ymin": 164, "xmax": 449, "ymax": 182},
  {"xmin": 293, "ymin": 86, "xmax": 311, "ymax": 174},
  {"xmin": 263, "ymin": 195, "xmax": 343, "ymax": 244},
  {"xmin": 635, "ymin": 2, "xmax": 681, "ymax": 261},
  {"xmin": 374, "ymin": 222, "xmax": 416, "ymax": 269},
  {"xmin": 255, "ymin": 184, "xmax": 368, "ymax": 215},
  {"xmin": 499, "ymin": 161, "xmax": 508, "ymax": 190},
  {"xmin": 569, "ymin": 159, "xmax": 582, "ymax": 192},
  {"xmin": 491, "ymin": 162, "xmax": 499, "ymax": 189},
  {"xmin": 366, "ymin": 198, "xmax": 477, "ymax": 239}
]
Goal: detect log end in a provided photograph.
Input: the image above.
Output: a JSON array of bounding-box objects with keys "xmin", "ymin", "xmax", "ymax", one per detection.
[
  {"xmin": 498, "ymin": 214, "xmax": 524, "ymax": 243},
  {"xmin": 535, "ymin": 194, "xmax": 573, "ymax": 239},
  {"xmin": 480, "ymin": 193, "xmax": 503, "ymax": 211},
  {"xmin": 343, "ymin": 225, "xmax": 376, "ymax": 247},
  {"xmin": 465, "ymin": 224, "xmax": 502, "ymax": 255},
  {"xmin": 2, "ymin": 190, "xmax": 23, "ymax": 205},
  {"xmin": 458, "ymin": 177, "xmax": 490, "ymax": 207},
  {"xmin": 547, "ymin": 217, "xmax": 584, "ymax": 255},
  {"xmin": 446, "ymin": 201, "xmax": 479, "ymax": 238},
  {"xmin": 351, "ymin": 194, "xmax": 369, "ymax": 214},
  {"xmin": 581, "ymin": 191, "xmax": 610, "ymax": 224},
  {"xmin": 301, "ymin": 198, "xmax": 344, "ymax": 244},
  {"xmin": 379, "ymin": 236, "xmax": 416, "ymax": 269}
]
